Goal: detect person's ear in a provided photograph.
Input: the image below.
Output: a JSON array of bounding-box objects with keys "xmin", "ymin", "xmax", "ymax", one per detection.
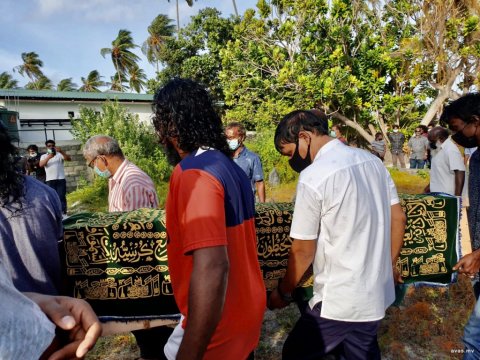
[
  {"xmin": 298, "ymin": 130, "xmax": 311, "ymax": 145},
  {"xmin": 471, "ymin": 115, "xmax": 480, "ymax": 126}
]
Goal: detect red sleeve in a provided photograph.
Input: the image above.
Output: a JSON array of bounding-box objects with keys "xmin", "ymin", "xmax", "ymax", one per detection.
[{"xmin": 175, "ymin": 169, "xmax": 227, "ymax": 254}]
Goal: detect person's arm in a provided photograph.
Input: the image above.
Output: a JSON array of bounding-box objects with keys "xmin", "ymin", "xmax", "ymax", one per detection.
[
  {"xmin": 176, "ymin": 246, "xmax": 229, "ymax": 360},
  {"xmin": 256, "ymin": 180, "xmax": 266, "ymax": 203},
  {"xmin": 423, "ymin": 140, "xmax": 429, "ymax": 160},
  {"xmin": 424, "ymin": 183, "xmax": 430, "ymax": 193},
  {"xmin": 453, "ymin": 249, "xmax": 480, "ymax": 277},
  {"xmin": 268, "ymin": 239, "xmax": 316, "ymax": 309},
  {"xmin": 453, "ymin": 170, "xmax": 465, "ymax": 196},
  {"xmin": 25, "ymin": 293, "xmax": 102, "ymax": 360},
  {"xmin": 55, "ymin": 147, "xmax": 71, "ymax": 161},
  {"xmin": 39, "ymin": 154, "xmax": 54, "ymax": 168},
  {"xmin": 390, "ymin": 203, "xmax": 406, "ymax": 284}
]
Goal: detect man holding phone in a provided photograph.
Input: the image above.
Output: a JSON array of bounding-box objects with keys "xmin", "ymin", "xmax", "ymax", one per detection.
[{"xmin": 40, "ymin": 139, "xmax": 71, "ymax": 216}]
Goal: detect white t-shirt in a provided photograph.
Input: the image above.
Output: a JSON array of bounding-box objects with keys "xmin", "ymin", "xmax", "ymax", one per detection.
[
  {"xmin": 430, "ymin": 137, "xmax": 466, "ymax": 195},
  {"xmin": 0, "ymin": 260, "xmax": 55, "ymax": 359},
  {"xmin": 40, "ymin": 153, "xmax": 65, "ymax": 181},
  {"xmin": 291, "ymin": 139, "xmax": 399, "ymax": 322}
]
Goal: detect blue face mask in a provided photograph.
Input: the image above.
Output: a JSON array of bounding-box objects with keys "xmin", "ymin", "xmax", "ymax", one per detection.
[
  {"xmin": 227, "ymin": 138, "xmax": 240, "ymax": 151},
  {"xmin": 94, "ymin": 165, "xmax": 111, "ymax": 178},
  {"xmin": 329, "ymin": 130, "xmax": 336, "ymax": 138}
]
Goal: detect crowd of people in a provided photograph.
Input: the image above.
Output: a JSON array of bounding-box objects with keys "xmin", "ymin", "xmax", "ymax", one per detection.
[{"xmin": 1, "ymin": 81, "xmax": 480, "ymax": 359}]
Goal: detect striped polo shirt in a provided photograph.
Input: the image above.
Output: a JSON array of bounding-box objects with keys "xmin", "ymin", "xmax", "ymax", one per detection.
[{"xmin": 108, "ymin": 159, "xmax": 159, "ymax": 212}]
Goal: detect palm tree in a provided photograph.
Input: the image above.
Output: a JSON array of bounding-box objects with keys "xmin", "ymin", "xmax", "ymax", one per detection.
[
  {"xmin": 14, "ymin": 52, "xmax": 44, "ymax": 82},
  {"xmin": 0, "ymin": 72, "xmax": 18, "ymax": 89},
  {"xmin": 128, "ymin": 65, "xmax": 147, "ymax": 93},
  {"xmin": 108, "ymin": 73, "xmax": 128, "ymax": 92},
  {"xmin": 25, "ymin": 75, "xmax": 53, "ymax": 90},
  {"xmin": 142, "ymin": 14, "xmax": 175, "ymax": 71},
  {"xmin": 171, "ymin": 0, "xmax": 194, "ymax": 34},
  {"xmin": 100, "ymin": 29, "xmax": 140, "ymax": 91},
  {"xmin": 57, "ymin": 78, "xmax": 78, "ymax": 91},
  {"xmin": 79, "ymin": 70, "xmax": 105, "ymax": 92}
]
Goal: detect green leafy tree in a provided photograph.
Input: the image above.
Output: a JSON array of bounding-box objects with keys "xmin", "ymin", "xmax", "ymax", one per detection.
[
  {"xmin": 108, "ymin": 73, "xmax": 128, "ymax": 92},
  {"xmin": 25, "ymin": 75, "xmax": 53, "ymax": 90},
  {"xmin": 220, "ymin": 0, "xmax": 426, "ymax": 143},
  {"xmin": 71, "ymin": 101, "xmax": 171, "ymax": 186},
  {"xmin": 128, "ymin": 65, "xmax": 147, "ymax": 93},
  {"xmin": 57, "ymin": 78, "xmax": 78, "ymax": 91},
  {"xmin": 79, "ymin": 70, "xmax": 105, "ymax": 92},
  {"xmin": 142, "ymin": 14, "xmax": 176, "ymax": 71},
  {"xmin": 14, "ymin": 52, "xmax": 44, "ymax": 82},
  {"xmin": 394, "ymin": 0, "xmax": 480, "ymax": 125},
  {"xmin": 148, "ymin": 8, "xmax": 236, "ymax": 101},
  {"xmin": 100, "ymin": 29, "xmax": 140, "ymax": 92},
  {"xmin": 0, "ymin": 72, "xmax": 18, "ymax": 89}
]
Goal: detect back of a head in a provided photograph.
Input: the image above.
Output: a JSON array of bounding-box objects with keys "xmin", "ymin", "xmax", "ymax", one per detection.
[
  {"xmin": 83, "ymin": 135, "xmax": 124, "ymax": 160},
  {"xmin": 0, "ymin": 123, "xmax": 23, "ymax": 208},
  {"xmin": 441, "ymin": 93, "xmax": 480, "ymax": 124},
  {"xmin": 152, "ymin": 78, "xmax": 230, "ymax": 156},
  {"xmin": 431, "ymin": 126, "xmax": 450, "ymax": 141},
  {"xmin": 274, "ymin": 110, "xmax": 329, "ymax": 152}
]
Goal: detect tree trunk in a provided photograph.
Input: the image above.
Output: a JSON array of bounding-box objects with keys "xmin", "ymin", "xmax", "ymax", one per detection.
[
  {"xmin": 176, "ymin": 0, "xmax": 180, "ymax": 34},
  {"xmin": 232, "ymin": 0, "xmax": 239, "ymax": 16}
]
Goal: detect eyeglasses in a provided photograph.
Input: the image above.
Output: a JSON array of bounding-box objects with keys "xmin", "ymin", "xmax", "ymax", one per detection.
[{"xmin": 87, "ymin": 156, "xmax": 98, "ymax": 169}]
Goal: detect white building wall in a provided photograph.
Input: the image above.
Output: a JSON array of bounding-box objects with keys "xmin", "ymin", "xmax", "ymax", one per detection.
[{"xmin": 0, "ymin": 99, "xmax": 153, "ymax": 143}]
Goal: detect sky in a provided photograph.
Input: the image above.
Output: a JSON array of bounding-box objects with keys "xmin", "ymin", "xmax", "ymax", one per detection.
[{"xmin": 0, "ymin": 0, "xmax": 258, "ymax": 91}]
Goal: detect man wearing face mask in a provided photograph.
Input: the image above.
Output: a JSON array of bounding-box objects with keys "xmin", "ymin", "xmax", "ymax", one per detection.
[
  {"xmin": 440, "ymin": 93, "xmax": 480, "ymax": 358},
  {"xmin": 83, "ymin": 135, "xmax": 169, "ymax": 360},
  {"xmin": 388, "ymin": 125, "xmax": 406, "ymax": 168},
  {"xmin": 23, "ymin": 144, "xmax": 46, "ymax": 183},
  {"xmin": 268, "ymin": 109, "xmax": 406, "ymax": 360},
  {"xmin": 225, "ymin": 122, "xmax": 266, "ymax": 202},
  {"xmin": 424, "ymin": 126, "xmax": 465, "ymax": 196}
]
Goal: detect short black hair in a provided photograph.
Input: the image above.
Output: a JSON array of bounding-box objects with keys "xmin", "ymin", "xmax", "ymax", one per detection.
[
  {"xmin": 274, "ymin": 110, "xmax": 329, "ymax": 152},
  {"xmin": 418, "ymin": 125, "xmax": 428, "ymax": 134},
  {"xmin": 45, "ymin": 139, "xmax": 55, "ymax": 146},
  {"xmin": 441, "ymin": 93, "xmax": 480, "ymax": 125},
  {"xmin": 152, "ymin": 78, "xmax": 231, "ymax": 157},
  {"xmin": 27, "ymin": 144, "xmax": 38, "ymax": 152}
]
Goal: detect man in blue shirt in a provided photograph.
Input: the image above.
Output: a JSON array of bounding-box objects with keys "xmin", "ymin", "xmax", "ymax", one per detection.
[{"xmin": 225, "ymin": 122, "xmax": 266, "ymax": 202}]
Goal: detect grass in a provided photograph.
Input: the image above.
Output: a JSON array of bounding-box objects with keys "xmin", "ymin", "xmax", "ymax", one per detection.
[{"xmin": 74, "ymin": 167, "xmax": 473, "ymax": 359}]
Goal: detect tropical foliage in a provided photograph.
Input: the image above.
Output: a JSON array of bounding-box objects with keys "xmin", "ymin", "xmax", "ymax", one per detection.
[
  {"xmin": 57, "ymin": 78, "xmax": 78, "ymax": 91},
  {"xmin": 0, "ymin": 72, "xmax": 18, "ymax": 89},
  {"xmin": 79, "ymin": 70, "xmax": 105, "ymax": 92},
  {"xmin": 100, "ymin": 29, "xmax": 141, "ymax": 92},
  {"xmin": 142, "ymin": 14, "xmax": 176, "ymax": 71}
]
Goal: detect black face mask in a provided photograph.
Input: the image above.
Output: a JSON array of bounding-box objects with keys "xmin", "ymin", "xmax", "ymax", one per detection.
[
  {"xmin": 288, "ymin": 138, "xmax": 311, "ymax": 173},
  {"xmin": 452, "ymin": 130, "xmax": 478, "ymax": 149},
  {"xmin": 429, "ymin": 141, "xmax": 437, "ymax": 150}
]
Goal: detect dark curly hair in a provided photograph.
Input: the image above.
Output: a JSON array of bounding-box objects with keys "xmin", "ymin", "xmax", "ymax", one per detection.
[
  {"xmin": 152, "ymin": 78, "xmax": 231, "ymax": 158},
  {"xmin": 0, "ymin": 123, "xmax": 24, "ymax": 211}
]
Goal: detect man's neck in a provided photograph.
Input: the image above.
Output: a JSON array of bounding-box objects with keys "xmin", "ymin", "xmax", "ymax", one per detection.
[
  {"xmin": 107, "ymin": 156, "xmax": 125, "ymax": 177},
  {"xmin": 233, "ymin": 145, "xmax": 244, "ymax": 158}
]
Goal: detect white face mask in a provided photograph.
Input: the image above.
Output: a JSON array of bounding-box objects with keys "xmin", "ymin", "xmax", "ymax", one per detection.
[
  {"xmin": 29, "ymin": 152, "xmax": 37, "ymax": 157},
  {"xmin": 329, "ymin": 130, "xmax": 337, "ymax": 138},
  {"xmin": 227, "ymin": 138, "xmax": 240, "ymax": 151},
  {"xmin": 393, "ymin": 129, "xmax": 399, "ymax": 133}
]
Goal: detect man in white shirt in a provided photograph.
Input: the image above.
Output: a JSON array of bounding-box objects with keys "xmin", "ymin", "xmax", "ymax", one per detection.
[
  {"xmin": 39, "ymin": 139, "xmax": 71, "ymax": 215},
  {"xmin": 268, "ymin": 109, "xmax": 406, "ymax": 359},
  {"xmin": 425, "ymin": 126, "xmax": 465, "ymax": 196}
]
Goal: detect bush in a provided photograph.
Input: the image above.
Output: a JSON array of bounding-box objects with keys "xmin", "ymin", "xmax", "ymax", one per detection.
[
  {"xmin": 245, "ymin": 127, "xmax": 298, "ymax": 185},
  {"xmin": 71, "ymin": 100, "xmax": 172, "ymax": 185}
]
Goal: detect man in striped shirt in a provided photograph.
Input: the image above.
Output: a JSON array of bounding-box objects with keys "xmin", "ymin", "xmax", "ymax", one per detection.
[
  {"xmin": 83, "ymin": 135, "xmax": 170, "ymax": 360},
  {"xmin": 83, "ymin": 135, "xmax": 159, "ymax": 212}
]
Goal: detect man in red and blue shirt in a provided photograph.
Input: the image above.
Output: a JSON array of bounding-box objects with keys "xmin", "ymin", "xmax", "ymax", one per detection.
[{"xmin": 153, "ymin": 78, "xmax": 266, "ymax": 360}]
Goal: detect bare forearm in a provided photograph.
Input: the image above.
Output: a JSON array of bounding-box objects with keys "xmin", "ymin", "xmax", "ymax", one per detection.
[
  {"xmin": 391, "ymin": 203, "xmax": 406, "ymax": 264},
  {"xmin": 177, "ymin": 248, "xmax": 229, "ymax": 360},
  {"xmin": 280, "ymin": 240, "xmax": 316, "ymax": 294},
  {"xmin": 256, "ymin": 181, "xmax": 266, "ymax": 203},
  {"xmin": 454, "ymin": 171, "xmax": 465, "ymax": 197}
]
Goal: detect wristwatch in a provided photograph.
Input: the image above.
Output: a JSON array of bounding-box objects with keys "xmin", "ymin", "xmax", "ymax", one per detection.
[{"xmin": 277, "ymin": 279, "xmax": 294, "ymax": 303}]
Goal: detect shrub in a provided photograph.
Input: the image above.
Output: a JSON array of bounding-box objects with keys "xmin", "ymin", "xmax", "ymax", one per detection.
[{"xmin": 71, "ymin": 100, "xmax": 171, "ymax": 185}]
